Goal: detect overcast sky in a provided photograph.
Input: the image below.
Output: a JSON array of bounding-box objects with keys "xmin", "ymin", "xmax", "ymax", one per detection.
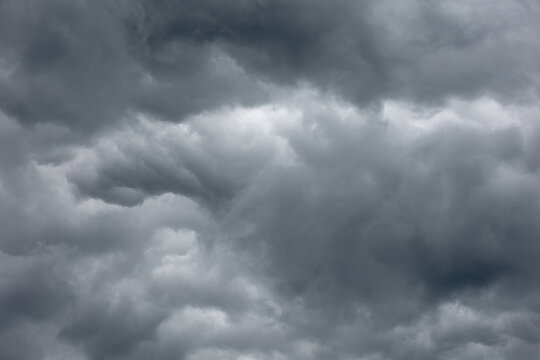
[{"xmin": 2, "ymin": 1, "xmax": 540, "ymax": 359}]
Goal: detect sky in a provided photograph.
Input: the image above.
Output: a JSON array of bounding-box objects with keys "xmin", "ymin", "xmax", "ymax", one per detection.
[{"xmin": 1, "ymin": 1, "xmax": 540, "ymax": 359}]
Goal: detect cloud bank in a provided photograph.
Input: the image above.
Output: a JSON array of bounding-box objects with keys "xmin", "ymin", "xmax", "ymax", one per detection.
[{"xmin": 2, "ymin": 1, "xmax": 540, "ymax": 359}]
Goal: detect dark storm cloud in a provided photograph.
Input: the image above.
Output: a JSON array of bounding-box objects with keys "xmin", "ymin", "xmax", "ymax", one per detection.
[
  {"xmin": 57, "ymin": 95, "xmax": 540, "ymax": 358},
  {"xmin": 228, "ymin": 113, "xmax": 516, "ymax": 303},
  {"xmin": 0, "ymin": 0, "xmax": 137, "ymax": 130},
  {"xmin": 130, "ymin": 0, "xmax": 540, "ymax": 106},
  {"xmin": 217, "ymin": 101, "xmax": 540, "ymax": 359},
  {"xmin": 2, "ymin": 0, "xmax": 540, "ymax": 133},
  {"xmin": 0, "ymin": 0, "xmax": 267, "ymax": 132},
  {"xmin": 2, "ymin": 1, "xmax": 540, "ymax": 360}
]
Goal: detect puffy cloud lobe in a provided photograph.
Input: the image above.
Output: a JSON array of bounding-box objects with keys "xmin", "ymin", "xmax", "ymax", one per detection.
[
  {"xmin": 68, "ymin": 108, "xmax": 282, "ymax": 207},
  {"xmin": 0, "ymin": 164, "xmax": 289, "ymax": 360}
]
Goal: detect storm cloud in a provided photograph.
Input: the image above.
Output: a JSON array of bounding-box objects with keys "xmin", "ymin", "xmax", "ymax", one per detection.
[{"xmin": 2, "ymin": 1, "xmax": 540, "ymax": 359}]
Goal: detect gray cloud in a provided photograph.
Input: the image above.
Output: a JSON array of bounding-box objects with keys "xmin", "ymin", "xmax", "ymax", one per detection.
[
  {"xmin": 136, "ymin": 0, "xmax": 540, "ymax": 106},
  {"xmin": 2, "ymin": 1, "xmax": 540, "ymax": 360},
  {"xmin": 51, "ymin": 95, "xmax": 540, "ymax": 358},
  {"xmin": 1, "ymin": 0, "xmax": 539, "ymax": 133},
  {"xmin": 223, "ymin": 101, "xmax": 540, "ymax": 311},
  {"xmin": 68, "ymin": 110, "xmax": 278, "ymax": 207},
  {"xmin": 0, "ymin": 0, "xmax": 137, "ymax": 131}
]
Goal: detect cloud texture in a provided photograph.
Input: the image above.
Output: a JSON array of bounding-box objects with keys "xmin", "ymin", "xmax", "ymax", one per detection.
[{"xmin": 2, "ymin": 1, "xmax": 540, "ymax": 359}]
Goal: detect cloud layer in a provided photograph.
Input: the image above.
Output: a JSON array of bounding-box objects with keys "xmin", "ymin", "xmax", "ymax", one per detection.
[{"xmin": 2, "ymin": 1, "xmax": 540, "ymax": 359}]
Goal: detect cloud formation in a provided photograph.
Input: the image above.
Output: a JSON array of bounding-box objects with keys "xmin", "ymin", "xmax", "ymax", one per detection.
[{"xmin": 2, "ymin": 1, "xmax": 540, "ymax": 359}]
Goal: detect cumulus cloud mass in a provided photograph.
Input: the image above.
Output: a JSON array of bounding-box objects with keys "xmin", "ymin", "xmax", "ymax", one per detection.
[{"xmin": 2, "ymin": 1, "xmax": 540, "ymax": 359}]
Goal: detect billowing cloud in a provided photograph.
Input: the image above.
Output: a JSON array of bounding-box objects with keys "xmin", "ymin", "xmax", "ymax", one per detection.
[
  {"xmin": 2, "ymin": 0, "xmax": 539, "ymax": 132},
  {"xmin": 2, "ymin": 1, "xmax": 540, "ymax": 360}
]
